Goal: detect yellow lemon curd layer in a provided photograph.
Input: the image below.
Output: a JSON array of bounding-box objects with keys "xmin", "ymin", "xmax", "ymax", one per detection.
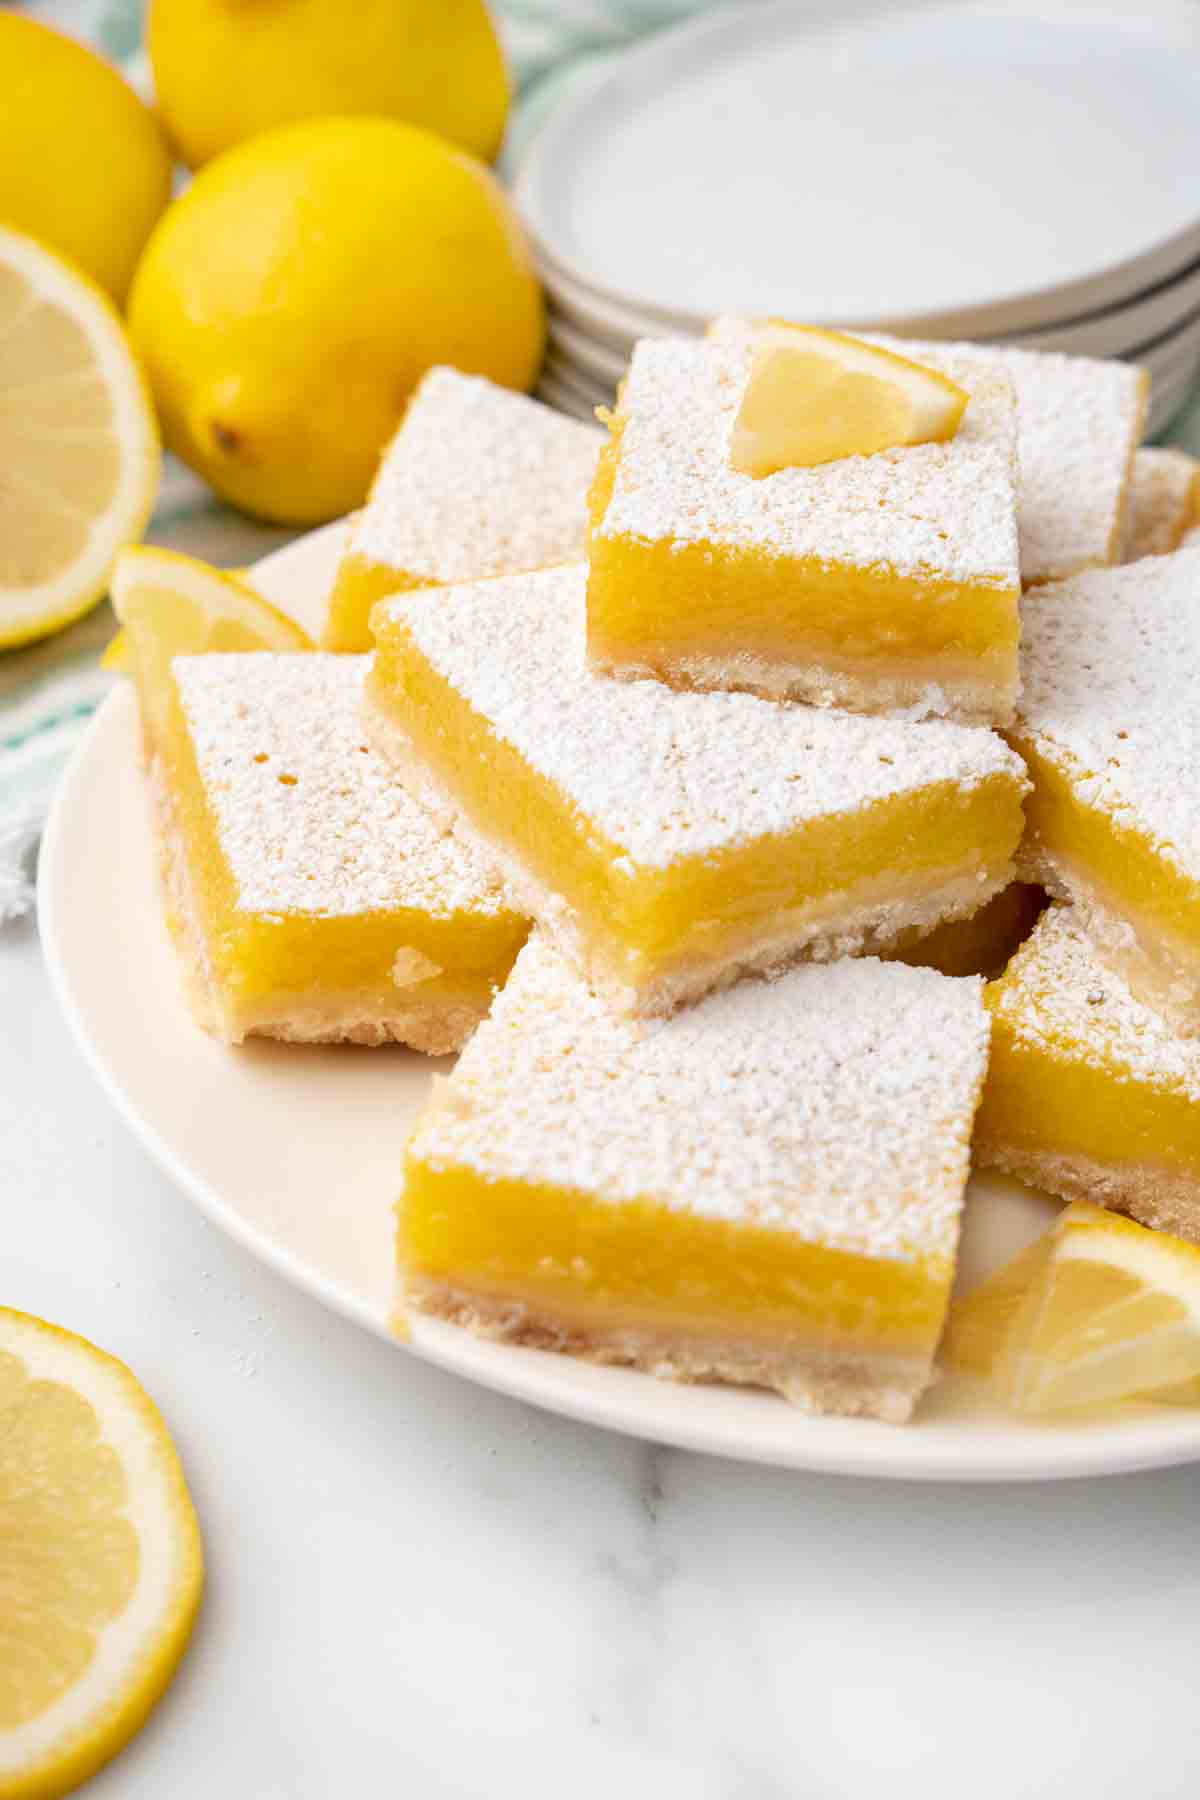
[
  {"xmin": 401, "ymin": 1158, "xmax": 953, "ymax": 1358},
  {"xmin": 586, "ymin": 528, "xmax": 1020, "ymax": 685},
  {"xmin": 161, "ymin": 674, "xmax": 524, "ymax": 1028},
  {"xmin": 1013, "ymin": 737, "xmax": 1200, "ymax": 955},
  {"xmin": 369, "ymin": 624, "xmax": 1025, "ymax": 993},
  {"xmin": 324, "ymin": 552, "xmax": 423, "ymax": 652},
  {"xmin": 585, "ymin": 376, "xmax": 1020, "ymax": 711},
  {"xmin": 975, "ymin": 922, "xmax": 1200, "ymax": 1182},
  {"xmin": 977, "ymin": 1000, "xmax": 1200, "ymax": 1178}
]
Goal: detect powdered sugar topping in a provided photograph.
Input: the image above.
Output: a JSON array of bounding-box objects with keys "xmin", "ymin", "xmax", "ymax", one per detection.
[
  {"xmin": 992, "ymin": 906, "xmax": 1200, "ymax": 1102},
  {"xmin": 1016, "ymin": 548, "xmax": 1200, "ymax": 880},
  {"xmin": 351, "ymin": 367, "xmax": 602, "ymax": 585},
  {"xmin": 1124, "ymin": 447, "xmax": 1199, "ymax": 563},
  {"xmin": 410, "ymin": 936, "xmax": 989, "ymax": 1258},
  {"xmin": 173, "ymin": 654, "xmax": 514, "ymax": 919},
  {"xmin": 379, "ymin": 565, "xmax": 1027, "ymax": 868},
  {"xmin": 597, "ymin": 329, "xmax": 1020, "ymax": 590},
  {"xmin": 709, "ymin": 318, "xmax": 1144, "ymax": 585}
]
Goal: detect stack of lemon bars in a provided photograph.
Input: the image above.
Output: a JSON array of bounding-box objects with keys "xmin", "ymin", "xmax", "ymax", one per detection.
[{"xmin": 119, "ymin": 319, "xmax": 1200, "ymax": 1424}]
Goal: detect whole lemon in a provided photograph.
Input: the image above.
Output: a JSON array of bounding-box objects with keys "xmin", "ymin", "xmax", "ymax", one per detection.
[
  {"xmin": 148, "ymin": 0, "xmax": 510, "ymax": 168},
  {"xmin": 128, "ymin": 116, "xmax": 545, "ymax": 525},
  {"xmin": 0, "ymin": 14, "xmax": 173, "ymax": 306}
]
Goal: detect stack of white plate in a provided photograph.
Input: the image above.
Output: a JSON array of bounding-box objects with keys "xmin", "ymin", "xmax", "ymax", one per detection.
[{"xmin": 516, "ymin": 0, "xmax": 1200, "ymax": 438}]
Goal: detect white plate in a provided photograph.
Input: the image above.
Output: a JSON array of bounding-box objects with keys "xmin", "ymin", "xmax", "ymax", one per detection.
[
  {"xmin": 548, "ymin": 311, "xmax": 632, "ymax": 386},
  {"xmin": 1010, "ymin": 257, "xmax": 1200, "ymax": 358},
  {"xmin": 534, "ymin": 373, "xmax": 602, "ymax": 425},
  {"xmin": 515, "ymin": 0, "xmax": 1200, "ymax": 340},
  {"xmin": 38, "ymin": 529, "xmax": 1200, "ymax": 1481},
  {"xmin": 546, "ymin": 316, "xmax": 1200, "ymax": 441}
]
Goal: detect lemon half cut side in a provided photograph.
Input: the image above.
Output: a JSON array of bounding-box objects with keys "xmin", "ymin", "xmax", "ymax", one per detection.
[{"xmin": 0, "ymin": 227, "xmax": 159, "ymax": 652}]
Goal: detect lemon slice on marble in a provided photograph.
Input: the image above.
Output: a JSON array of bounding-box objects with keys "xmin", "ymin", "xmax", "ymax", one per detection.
[
  {"xmin": 986, "ymin": 1203, "xmax": 1200, "ymax": 1414},
  {"xmin": 0, "ymin": 1306, "xmax": 203, "ymax": 1798},
  {"xmin": 108, "ymin": 544, "xmax": 311, "ymax": 735},
  {"xmin": 730, "ymin": 323, "xmax": 969, "ymax": 477},
  {"xmin": 0, "ymin": 226, "xmax": 159, "ymax": 651}
]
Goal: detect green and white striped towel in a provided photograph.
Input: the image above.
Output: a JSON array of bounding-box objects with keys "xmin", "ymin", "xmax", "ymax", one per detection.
[{"xmin": 4, "ymin": 0, "xmax": 1200, "ymax": 922}]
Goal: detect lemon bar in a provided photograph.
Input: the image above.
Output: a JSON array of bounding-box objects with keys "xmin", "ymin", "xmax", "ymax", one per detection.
[
  {"xmin": 155, "ymin": 652, "xmax": 527, "ymax": 1049},
  {"xmin": 711, "ymin": 319, "xmax": 1146, "ymax": 586},
  {"xmin": 587, "ymin": 330, "xmax": 1022, "ymax": 725},
  {"xmin": 1012, "ymin": 546, "xmax": 1200, "ymax": 1034},
  {"xmin": 400, "ymin": 937, "xmax": 991, "ymax": 1421},
  {"xmin": 976, "ymin": 906, "xmax": 1200, "ymax": 1244},
  {"xmin": 1124, "ymin": 447, "xmax": 1200, "ymax": 562},
  {"xmin": 326, "ymin": 367, "xmax": 602, "ymax": 650},
  {"xmin": 366, "ymin": 563, "xmax": 1028, "ymax": 1017},
  {"xmin": 853, "ymin": 328, "xmax": 1145, "ymax": 584},
  {"xmin": 946, "ymin": 340, "xmax": 1144, "ymax": 585}
]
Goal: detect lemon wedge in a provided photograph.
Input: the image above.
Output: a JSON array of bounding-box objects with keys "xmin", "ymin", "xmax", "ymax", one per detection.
[
  {"xmin": 1155, "ymin": 1376, "xmax": 1200, "ymax": 1406},
  {"xmin": 0, "ymin": 226, "xmax": 159, "ymax": 651},
  {"xmin": 730, "ymin": 324, "xmax": 969, "ymax": 478},
  {"xmin": 989, "ymin": 1203, "xmax": 1200, "ymax": 1414},
  {"xmin": 110, "ymin": 544, "xmax": 311, "ymax": 743},
  {"xmin": 0, "ymin": 1307, "xmax": 203, "ymax": 1798},
  {"xmin": 940, "ymin": 1238, "xmax": 1052, "ymax": 1376}
]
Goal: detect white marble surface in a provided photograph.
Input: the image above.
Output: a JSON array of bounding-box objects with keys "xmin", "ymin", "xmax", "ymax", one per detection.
[{"xmin": 5, "ymin": 909, "xmax": 1200, "ymax": 1798}]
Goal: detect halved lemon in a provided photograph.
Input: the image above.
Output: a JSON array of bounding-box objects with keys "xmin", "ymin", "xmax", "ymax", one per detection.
[
  {"xmin": 982, "ymin": 1203, "xmax": 1200, "ymax": 1414},
  {"xmin": 730, "ymin": 323, "xmax": 969, "ymax": 477},
  {"xmin": 0, "ymin": 1307, "xmax": 203, "ymax": 1798},
  {"xmin": 109, "ymin": 544, "xmax": 311, "ymax": 741},
  {"xmin": 0, "ymin": 226, "xmax": 159, "ymax": 652}
]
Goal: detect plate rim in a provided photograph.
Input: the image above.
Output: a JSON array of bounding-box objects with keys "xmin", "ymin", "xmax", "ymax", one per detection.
[
  {"xmin": 35, "ymin": 537, "xmax": 1200, "ymax": 1483},
  {"xmin": 514, "ymin": 0, "xmax": 1200, "ymax": 341}
]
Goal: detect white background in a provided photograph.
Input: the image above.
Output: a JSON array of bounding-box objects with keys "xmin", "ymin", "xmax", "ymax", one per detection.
[{"xmin": 6, "ymin": 911, "xmax": 1200, "ymax": 1799}]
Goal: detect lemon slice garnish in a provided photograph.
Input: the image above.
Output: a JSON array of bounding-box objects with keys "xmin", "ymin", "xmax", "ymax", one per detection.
[
  {"xmin": 109, "ymin": 544, "xmax": 311, "ymax": 743},
  {"xmin": 946, "ymin": 1202, "xmax": 1200, "ymax": 1413},
  {"xmin": 940, "ymin": 1237, "xmax": 1051, "ymax": 1377},
  {"xmin": 730, "ymin": 324, "xmax": 969, "ymax": 478},
  {"xmin": 0, "ymin": 1307, "xmax": 202, "ymax": 1797},
  {"xmin": 0, "ymin": 226, "xmax": 159, "ymax": 651}
]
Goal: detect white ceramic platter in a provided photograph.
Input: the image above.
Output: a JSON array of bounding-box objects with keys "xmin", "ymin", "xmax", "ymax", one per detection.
[
  {"xmin": 515, "ymin": 0, "xmax": 1200, "ymax": 340},
  {"xmin": 534, "ymin": 372, "xmax": 601, "ymax": 425},
  {"xmin": 39, "ymin": 527, "xmax": 1200, "ymax": 1481},
  {"xmin": 1013, "ymin": 258, "xmax": 1200, "ymax": 358}
]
